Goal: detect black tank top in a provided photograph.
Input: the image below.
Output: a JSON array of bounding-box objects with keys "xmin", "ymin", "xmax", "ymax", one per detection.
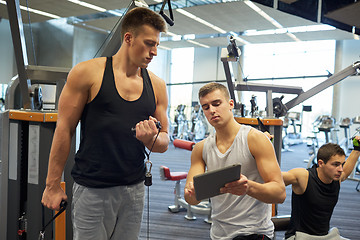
[
  {"xmin": 285, "ymin": 165, "xmax": 340, "ymax": 238},
  {"xmin": 71, "ymin": 57, "xmax": 156, "ymax": 188}
]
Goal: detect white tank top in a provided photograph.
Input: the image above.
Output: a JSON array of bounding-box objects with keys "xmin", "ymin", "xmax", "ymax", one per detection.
[{"xmin": 203, "ymin": 125, "xmax": 274, "ymax": 239}]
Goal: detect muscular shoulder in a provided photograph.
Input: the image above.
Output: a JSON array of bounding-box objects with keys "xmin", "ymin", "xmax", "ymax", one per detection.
[
  {"xmin": 288, "ymin": 168, "xmax": 308, "ymax": 180},
  {"xmin": 247, "ymin": 127, "xmax": 273, "ymax": 153},
  {"xmin": 68, "ymin": 57, "xmax": 106, "ymax": 87},
  {"xmin": 247, "ymin": 127, "xmax": 265, "ymax": 142},
  {"xmin": 192, "ymin": 139, "xmax": 205, "ymax": 156},
  {"xmin": 147, "ymin": 70, "xmax": 166, "ymax": 97},
  {"xmin": 147, "ymin": 70, "xmax": 164, "ymax": 84},
  {"xmin": 191, "ymin": 140, "xmax": 206, "ymax": 163},
  {"xmin": 193, "ymin": 139, "xmax": 205, "ymax": 153},
  {"xmin": 286, "ymin": 168, "xmax": 309, "ymax": 194}
]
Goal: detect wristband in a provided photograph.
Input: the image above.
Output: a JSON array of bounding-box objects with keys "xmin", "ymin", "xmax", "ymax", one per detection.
[{"xmin": 353, "ymin": 138, "xmax": 360, "ymax": 151}]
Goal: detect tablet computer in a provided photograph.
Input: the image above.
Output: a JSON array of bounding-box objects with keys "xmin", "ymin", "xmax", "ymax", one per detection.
[{"xmin": 193, "ymin": 164, "xmax": 241, "ymax": 201}]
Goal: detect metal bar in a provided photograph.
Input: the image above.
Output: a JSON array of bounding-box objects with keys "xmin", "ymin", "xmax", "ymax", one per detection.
[
  {"xmin": 274, "ymin": 0, "xmax": 278, "ymax": 9},
  {"xmin": 0, "ymin": 111, "xmax": 10, "ymax": 240},
  {"xmin": 235, "ymin": 82, "xmax": 304, "ymax": 95},
  {"xmin": 222, "ymin": 60, "xmax": 239, "ymax": 109},
  {"xmin": 317, "ymin": 0, "xmax": 322, "ymax": 23},
  {"xmin": 266, "ymin": 90, "xmax": 273, "ymax": 118},
  {"xmin": 165, "ymin": 72, "xmax": 330, "ymax": 86},
  {"xmin": 25, "ymin": 65, "xmax": 70, "ymax": 81},
  {"xmin": 6, "ymin": 0, "xmax": 32, "ymax": 109},
  {"xmin": 167, "ymin": 80, "xmax": 227, "ymax": 86},
  {"xmin": 285, "ymin": 61, "xmax": 360, "ymax": 110},
  {"xmin": 245, "ymin": 74, "xmax": 330, "ymax": 81}
]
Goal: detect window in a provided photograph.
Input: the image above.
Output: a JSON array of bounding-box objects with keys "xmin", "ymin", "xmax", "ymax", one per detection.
[
  {"xmin": 242, "ymin": 40, "xmax": 336, "ymax": 138},
  {"xmin": 168, "ymin": 47, "xmax": 194, "ymax": 121}
]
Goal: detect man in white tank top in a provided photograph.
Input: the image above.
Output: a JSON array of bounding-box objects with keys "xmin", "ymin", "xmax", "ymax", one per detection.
[{"xmin": 184, "ymin": 82, "xmax": 285, "ymax": 240}]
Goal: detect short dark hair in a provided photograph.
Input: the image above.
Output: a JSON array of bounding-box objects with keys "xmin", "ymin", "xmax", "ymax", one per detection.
[
  {"xmin": 317, "ymin": 143, "xmax": 345, "ymax": 164},
  {"xmin": 121, "ymin": 7, "xmax": 167, "ymax": 41},
  {"xmin": 198, "ymin": 82, "xmax": 230, "ymax": 100}
]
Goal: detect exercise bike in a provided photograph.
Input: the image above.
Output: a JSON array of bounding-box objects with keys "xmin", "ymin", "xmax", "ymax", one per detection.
[
  {"xmin": 174, "ymin": 104, "xmax": 193, "ymax": 141},
  {"xmin": 190, "ymin": 104, "xmax": 208, "ymax": 141}
]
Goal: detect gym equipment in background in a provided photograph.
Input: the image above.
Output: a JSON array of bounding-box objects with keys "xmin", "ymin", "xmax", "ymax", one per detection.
[
  {"xmin": 250, "ymin": 95, "xmax": 259, "ymax": 118},
  {"xmin": 283, "ymin": 105, "xmax": 312, "ymax": 152},
  {"xmin": 173, "ymin": 104, "xmax": 193, "ymax": 141},
  {"xmin": 282, "ymin": 112, "xmax": 303, "ymax": 147},
  {"xmin": 159, "ymin": 139, "xmax": 212, "ymax": 223},
  {"xmin": 305, "ymin": 115, "xmax": 320, "ymax": 167},
  {"xmin": 172, "ymin": 104, "xmax": 208, "ymax": 142},
  {"xmin": 305, "ymin": 115, "xmax": 337, "ymax": 168},
  {"xmin": 190, "ymin": 104, "xmax": 208, "ymax": 141},
  {"xmin": 1, "ymin": 1, "xmax": 75, "ymax": 238},
  {"xmin": 338, "ymin": 117, "xmax": 352, "ymax": 155},
  {"xmin": 221, "ymin": 38, "xmax": 360, "ymax": 119}
]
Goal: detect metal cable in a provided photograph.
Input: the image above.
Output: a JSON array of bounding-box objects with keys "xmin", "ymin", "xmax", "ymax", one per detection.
[{"xmin": 26, "ymin": 0, "xmax": 37, "ymax": 65}]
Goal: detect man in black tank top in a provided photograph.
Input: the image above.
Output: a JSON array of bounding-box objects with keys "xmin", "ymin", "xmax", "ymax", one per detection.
[
  {"xmin": 283, "ymin": 137, "xmax": 360, "ymax": 239},
  {"xmin": 41, "ymin": 7, "xmax": 169, "ymax": 240}
]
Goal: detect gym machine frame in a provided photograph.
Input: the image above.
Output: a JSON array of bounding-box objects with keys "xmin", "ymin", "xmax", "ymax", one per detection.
[
  {"xmin": 0, "ymin": 0, "xmax": 147, "ymax": 239},
  {"xmin": 222, "ymin": 41, "xmax": 359, "ymax": 219},
  {"xmin": 0, "ymin": 1, "xmax": 73, "ymax": 239},
  {"xmin": 222, "ymin": 46, "xmax": 360, "ymax": 165}
]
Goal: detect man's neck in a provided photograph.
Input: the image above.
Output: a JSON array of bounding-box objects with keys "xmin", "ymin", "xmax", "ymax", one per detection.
[
  {"xmin": 215, "ymin": 119, "xmax": 241, "ymax": 143},
  {"xmin": 316, "ymin": 168, "xmax": 333, "ymax": 184},
  {"xmin": 113, "ymin": 47, "xmax": 140, "ymax": 77}
]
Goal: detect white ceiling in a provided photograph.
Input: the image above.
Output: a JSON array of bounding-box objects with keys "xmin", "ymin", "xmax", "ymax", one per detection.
[{"xmin": 0, "ymin": 0, "xmax": 358, "ymax": 49}]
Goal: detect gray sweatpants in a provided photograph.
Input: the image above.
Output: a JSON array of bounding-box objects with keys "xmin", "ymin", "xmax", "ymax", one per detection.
[{"xmin": 71, "ymin": 181, "xmax": 145, "ymax": 240}]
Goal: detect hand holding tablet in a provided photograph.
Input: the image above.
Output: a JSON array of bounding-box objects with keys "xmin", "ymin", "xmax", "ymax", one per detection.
[{"xmin": 193, "ymin": 164, "xmax": 241, "ymax": 201}]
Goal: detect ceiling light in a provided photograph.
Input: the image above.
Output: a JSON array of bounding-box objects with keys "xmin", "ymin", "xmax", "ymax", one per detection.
[
  {"xmin": 20, "ymin": 6, "xmax": 61, "ymax": 19},
  {"xmin": 286, "ymin": 33, "xmax": 301, "ymax": 42},
  {"xmin": 164, "ymin": 31, "xmax": 182, "ymax": 41},
  {"xmin": 68, "ymin": 0, "xmax": 106, "ymax": 12},
  {"xmin": 242, "ymin": 24, "xmax": 335, "ymax": 41},
  {"xmin": 158, "ymin": 45, "xmax": 171, "ymax": 50},
  {"xmin": 165, "ymin": 31, "xmax": 180, "ymax": 37},
  {"xmin": 176, "ymin": 8, "xmax": 227, "ymax": 34},
  {"xmin": 0, "ymin": 1, "xmax": 61, "ymax": 19},
  {"xmin": 244, "ymin": 0, "xmax": 283, "ymax": 29},
  {"xmin": 172, "ymin": 35, "xmax": 182, "ymax": 41},
  {"xmin": 184, "ymin": 34, "xmax": 195, "ymax": 40},
  {"xmin": 187, "ymin": 40, "xmax": 210, "ymax": 48},
  {"xmin": 288, "ymin": 25, "xmax": 335, "ymax": 32},
  {"xmin": 107, "ymin": 10, "xmax": 123, "ymax": 17}
]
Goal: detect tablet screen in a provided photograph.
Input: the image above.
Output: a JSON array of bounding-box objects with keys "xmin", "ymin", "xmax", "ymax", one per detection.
[{"xmin": 193, "ymin": 164, "xmax": 241, "ymax": 201}]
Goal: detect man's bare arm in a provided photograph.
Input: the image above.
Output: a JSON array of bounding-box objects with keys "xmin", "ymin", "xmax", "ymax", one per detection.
[
  {"xmin": 137, "ymin": 71, "xmax": 169, "ymax": 153},
  {"xmin": 246, "ymin": 129, "xmax": 286, "ymax": 203},
  {"xmin": 340, "ymin": 136, "xmax": 360, "ymax": 181},
  {"xmin": 282, "ymin": 168, "xmax": 309, "ymax": 195},
  {"xmin": 184, "ymin": 141, "xmax": 206, "ymax": 205},
  {"xmin": 42, "ymin": 61, "xmax": 93, "ymax": 210}
]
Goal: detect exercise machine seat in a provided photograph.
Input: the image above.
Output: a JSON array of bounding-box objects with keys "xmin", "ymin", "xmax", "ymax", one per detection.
[
  {"xmin": 160, "ymin": 166, "xmax": 187, "ymax": 181},
  {"xmin": 271, "ymin": 215, "xmax": 291, "ymax": 231}
]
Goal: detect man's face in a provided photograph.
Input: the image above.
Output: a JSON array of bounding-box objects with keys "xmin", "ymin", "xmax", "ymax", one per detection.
[
  {"xmin": 199, "ymin": 89, "xmax": 234, "ymax": 127},
  {"xmin": 319, "ymin": 154, "xmax": 345, "ymax": 182},
  {"xmin": 127, "ymin": 25, "xmax": 160, "ymax": 68}
]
